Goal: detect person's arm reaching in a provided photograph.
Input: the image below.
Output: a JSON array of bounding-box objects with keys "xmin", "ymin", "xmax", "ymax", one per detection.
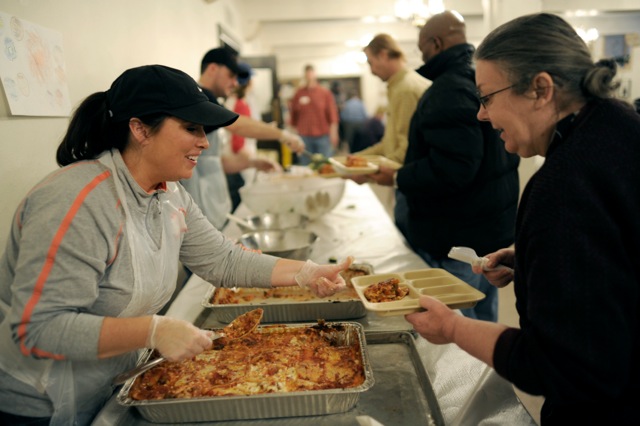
[
  {"xmin": 272, "ymin": 257, "xmax": 354, "ymax": 297},
  {"xmin": 227, "ymin": 115, "xmax": 304, "ymax": 153},
  {"xmin": 405, "ymin": 296, "xmax": 509, "ymax": 367},
  {"xmin": 221, "ymin": 151, "xmax": 282, "ymax": 174}
]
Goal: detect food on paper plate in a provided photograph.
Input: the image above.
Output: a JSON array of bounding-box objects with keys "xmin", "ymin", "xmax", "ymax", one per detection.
[
  {"xmin": 128, "ymin": 323, "xmax": 366, "ymax": 400},
  {"xmin": 364, "ymin": 278, "xmax": 409, "ymax": 303},
  {"xmin": 308, "ymin": 154, "xmax": 330, "ymax": 171},
  {"xmin": 345, "ymin": 156, "xmax": 369, "ymax": 168},
  {"xmin": 318, "ymin": 163, "xmax": 336, "ymax": 175}
]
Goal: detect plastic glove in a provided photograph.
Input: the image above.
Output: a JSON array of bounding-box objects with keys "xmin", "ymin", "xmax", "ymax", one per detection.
[
  {"xmin": 279, "ymin": 129, "xmax": 305, "ymax": 153},
  {"xmin": 294, "ymin": 257, "xmax": 353, "ymax": 297},
  {"xmin": 146, "ymin": 315, "xmax": 213, "ymax": 362}
]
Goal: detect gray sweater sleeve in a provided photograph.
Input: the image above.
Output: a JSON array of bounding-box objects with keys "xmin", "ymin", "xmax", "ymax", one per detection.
[
  {"xmin": 3, "ymin": 162, "xmax": 123, "ymax": 361},
  {"xmin": 176, "ymin": 183, "xmax": 278, "ymax": 288},
  {"xmin": 1, "ymin": 162, "xmax": 278, "ymax": 364}
]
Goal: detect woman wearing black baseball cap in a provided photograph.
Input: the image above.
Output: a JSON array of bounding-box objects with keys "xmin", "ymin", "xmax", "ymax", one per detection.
[{"xmin": 0, "ymin": 65, "xmax": 352, "ymax": 425}]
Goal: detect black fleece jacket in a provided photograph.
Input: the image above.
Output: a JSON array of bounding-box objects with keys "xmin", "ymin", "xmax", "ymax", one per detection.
[
  {"xmin": 397, "ymin": 43, "xmax": 520, "ymax": 258},
  {"xmin": 494, "ymin": 98, "xmax": 640, "ymax": 424}
]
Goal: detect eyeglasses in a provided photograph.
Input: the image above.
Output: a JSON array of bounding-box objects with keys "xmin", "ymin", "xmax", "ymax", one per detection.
[{"xmin": 477, "ymin": 85, "xmax": 515, "ymax": 108}]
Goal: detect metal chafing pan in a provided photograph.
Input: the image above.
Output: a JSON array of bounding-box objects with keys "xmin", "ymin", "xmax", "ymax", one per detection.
[
  {"xmin": 106, "ymin": 330, "xmax": 444, "ymax": 426},
  {"xmin": 201, "ymin": 263, "xmax": 373, "ymax": 323},
  {"xmin": 116, "ymin": 322, "xmax": 374, "ymax": 423}
]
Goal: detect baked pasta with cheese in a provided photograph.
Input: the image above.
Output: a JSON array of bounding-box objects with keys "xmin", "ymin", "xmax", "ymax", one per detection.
[
  {"xmin": 129, "ymin": 324, "xmax": 366, "ymax": 400},
  {"xmin": 363, "ymin": 278, "xmax": 409, "ymax": 303},
  {"xmin": 211, "ymin": 267, "xmax": 368, "ymax": 305}
]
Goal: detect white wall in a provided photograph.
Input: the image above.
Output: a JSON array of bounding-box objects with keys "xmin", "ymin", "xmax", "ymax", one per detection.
[
  {"xmin": 1, "ymin": 0, "xmax": 639, "ymax": 250},
  {"xmin": 0, "ymin": 0, "xmax": 246, "ymax": 250}
]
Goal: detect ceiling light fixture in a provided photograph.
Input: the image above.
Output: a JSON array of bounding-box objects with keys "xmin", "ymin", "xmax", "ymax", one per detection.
[
  {"xmin": 576, "ymin": 27, "xmax": 599, "ymax": 43},
  {"xmin": 394, "ymin": 0, "xmax": 443, "ymax": 27}
]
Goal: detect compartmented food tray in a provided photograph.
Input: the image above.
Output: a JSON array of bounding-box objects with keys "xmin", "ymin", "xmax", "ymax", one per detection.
[
  {"xmin": 117, "ymin": 322, "xmax": 373, "ymax": 423},
  {"xmin": 202, "ymin": 263, "xmax": 373, "ymax": 323},
  {"xmin": 351, "ymin": 268, "xmax": 486, "ymax": 316}
]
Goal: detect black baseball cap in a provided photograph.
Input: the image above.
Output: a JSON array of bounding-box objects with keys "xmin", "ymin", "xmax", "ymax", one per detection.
[
  {"xmin": 201, "ymin": 48, "xmax": 250, "ymax": 78},
  {"xmin": 106, "ymin": 65, "xmax": 238, "ymax": 128},
  {"xmin": 237, "ymin": 62, "xmax": 254, "ymax": 86}
]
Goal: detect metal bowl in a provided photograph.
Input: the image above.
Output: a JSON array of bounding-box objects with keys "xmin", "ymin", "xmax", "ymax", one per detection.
[
  {"xmin": 239, "ymin": 229, "xmax": 318, "ymax": 260},
  {"xmin": 236, "ymin": 212, "xmax": 309, "ymax": 233}
]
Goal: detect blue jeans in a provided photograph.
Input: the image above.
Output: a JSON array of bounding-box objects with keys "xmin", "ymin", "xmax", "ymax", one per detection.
[
  {"xmin": 297, "ymin": 135, "xmax": 333, "ymax": 165},
  {"xmin": 415, "ymin": 248, "xmax": 498, "ymax": 322}
]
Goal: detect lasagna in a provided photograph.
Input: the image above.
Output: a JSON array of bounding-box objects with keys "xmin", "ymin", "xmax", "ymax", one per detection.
[
  {"xmin": 364, "ymin": 278, "xmax": 409, "ymax": 303},
  {"xmin": 212, "ymin": 267, "xmax": 368, "ymax": 305},
  {"xmin": 129, "ymin": 323, "xmax": 366, "ymax": 400},
  {"xmin": 345, "ymin": 156, "xmax": 369, "ymax": 167}
]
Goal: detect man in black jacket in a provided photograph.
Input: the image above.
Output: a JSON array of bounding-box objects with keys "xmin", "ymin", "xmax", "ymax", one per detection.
[{"xmin": 370, "ymin": 10, "xmax": 520, "ymax": 321}]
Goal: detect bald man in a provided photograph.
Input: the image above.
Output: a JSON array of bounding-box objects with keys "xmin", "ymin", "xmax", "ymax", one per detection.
[{"xmin": 369, "ymin": 11, "xmax": 521, "ymax": 322}]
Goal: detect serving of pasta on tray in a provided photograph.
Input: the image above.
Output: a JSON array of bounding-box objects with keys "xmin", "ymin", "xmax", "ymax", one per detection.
[{"xmin": 351, "ymin": 268, "xmax": 486, "ymax": 316}]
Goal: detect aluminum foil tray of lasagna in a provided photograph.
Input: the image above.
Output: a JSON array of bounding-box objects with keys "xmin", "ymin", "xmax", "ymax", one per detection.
[
  {"xmin": 201, "ymin": 263, "xmax": 373, "ymax": 323},
  {"xmin": 116, "ymin": 322, "xmax": 374, "ymax": 423}
]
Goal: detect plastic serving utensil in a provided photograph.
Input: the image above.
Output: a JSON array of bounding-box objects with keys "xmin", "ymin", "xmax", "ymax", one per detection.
[
  {"xmin": 448, "ymin": 246, "xmax": 514, "ymax": 273},
  {"xmin": 112, "ymin": 309, "xmax": 264, "ymax": 386}
]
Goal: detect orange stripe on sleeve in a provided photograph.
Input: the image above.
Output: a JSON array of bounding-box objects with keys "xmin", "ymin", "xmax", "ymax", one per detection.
[
  {"xmin": 17, "ymin": 170, "xmax": 112, "ymax": 359},
  {"xmin": 15, "ymin": 161, "xmax": 101, "ymax": 230}
]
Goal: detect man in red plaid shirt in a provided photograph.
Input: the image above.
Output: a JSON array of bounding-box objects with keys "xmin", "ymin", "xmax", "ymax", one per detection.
[{"xmin": 289, "ymin": 64, "xmax": 340, "ymax": 164}]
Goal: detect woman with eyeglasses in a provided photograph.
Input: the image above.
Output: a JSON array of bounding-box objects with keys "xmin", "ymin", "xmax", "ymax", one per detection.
[{"xmin": 405, "ymin": 13, "xmax": 640, "ymax": 424}]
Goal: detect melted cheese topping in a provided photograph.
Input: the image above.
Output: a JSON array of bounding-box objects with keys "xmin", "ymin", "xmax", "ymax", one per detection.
[
  {"xmin": 364, "ymin": 278, "xmax": 409, "ymax": 303},
  {"xmin": 212, "ymin": 269, "xmax": 367, "ymax": 305},
  {"xmin": 129, "ymin": 326, "xmax": 366, "ymax": 400}
]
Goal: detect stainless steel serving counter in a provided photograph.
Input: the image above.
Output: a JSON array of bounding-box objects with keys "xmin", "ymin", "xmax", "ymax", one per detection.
[{"xmin": 93, "ymin": 180, "xmax": 535, "ymax": 426}]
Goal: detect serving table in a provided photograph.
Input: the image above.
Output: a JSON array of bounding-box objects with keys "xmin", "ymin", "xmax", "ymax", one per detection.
[{"xmin": 92, "ymin": 180, "xmax": 535, "ymax": 426}]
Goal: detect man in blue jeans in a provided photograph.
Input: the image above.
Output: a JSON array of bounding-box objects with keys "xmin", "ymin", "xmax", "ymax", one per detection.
[
  {"xmin": 289, "ymin": 64, "xmax": 340, "ymax": 164},
  {"xmin": 370, "ymin": 11, "xmax": 519, "ymax": 322}
]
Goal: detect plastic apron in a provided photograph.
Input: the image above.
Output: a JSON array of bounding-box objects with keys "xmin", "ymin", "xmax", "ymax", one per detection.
[
  {"xmin": 180, "ymin": 128, "xmax": 231, "ymax": 229},
  {"xmin": 0, "ymin": 150, "xmax": 184, "ymax": 425}
]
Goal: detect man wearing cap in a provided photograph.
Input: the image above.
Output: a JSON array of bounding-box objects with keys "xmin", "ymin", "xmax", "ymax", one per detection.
[
  {"xmin": 225, "ymin": 62, "xmax": 261, "ymax": 210},
  {"xmin": 181, "ymin": 47, "xmax": 305, "ymax": 229}
]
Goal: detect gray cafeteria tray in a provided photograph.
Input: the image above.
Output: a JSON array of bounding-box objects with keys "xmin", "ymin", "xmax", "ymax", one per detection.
[{"xmin": 104, "ymin": 331, "xmax": 444, "ymax": 426}]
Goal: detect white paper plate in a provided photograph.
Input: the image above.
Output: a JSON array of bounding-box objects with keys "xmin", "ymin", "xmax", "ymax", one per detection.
[{"xmin": 329, "ymin": 157, "xmax": 379, "ymax": 175}]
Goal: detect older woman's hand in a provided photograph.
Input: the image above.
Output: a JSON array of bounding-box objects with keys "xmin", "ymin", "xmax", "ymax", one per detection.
[
  {"xmin": 405, "ymin": 295, "xmax": 460, "ymax": 344},
  {"xmin": 471, "ymin": 248, "xmax": 515, "ymax": 288}
]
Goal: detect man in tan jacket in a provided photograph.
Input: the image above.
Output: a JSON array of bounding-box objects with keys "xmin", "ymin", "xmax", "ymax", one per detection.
[
  {"xmin": 352, "ymin": 34, "xmax": 430, "ymax": 216},
  {"xmin": 355, "ymin": 33, "xmax": 430, "ymax": 164}
]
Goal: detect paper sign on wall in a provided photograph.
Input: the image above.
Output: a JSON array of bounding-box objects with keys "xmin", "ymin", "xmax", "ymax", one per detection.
[{"xmin": 0, "ymin": 11, "xmax": 71, "ymax": 117}]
